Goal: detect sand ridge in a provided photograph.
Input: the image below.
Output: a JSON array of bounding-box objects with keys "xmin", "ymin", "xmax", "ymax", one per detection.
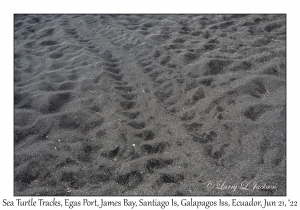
[{"xmin": 14, "ymin": 14, "xmax": 286, "ymax": 196}]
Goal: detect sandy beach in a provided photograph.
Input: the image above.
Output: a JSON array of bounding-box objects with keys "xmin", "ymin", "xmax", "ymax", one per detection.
[{"xmin": 14, "ymin": 14, "xmax": 286, "ymax": 196}]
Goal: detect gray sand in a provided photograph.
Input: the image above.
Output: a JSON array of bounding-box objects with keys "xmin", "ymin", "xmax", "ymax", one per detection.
[{"xmin": 14, "ymin": 14, "xmax": 286, "ymax": 196}]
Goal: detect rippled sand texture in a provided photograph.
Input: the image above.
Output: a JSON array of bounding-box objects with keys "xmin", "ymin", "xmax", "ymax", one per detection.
[{"xmin": 14, "ymin": 14, "xmax": 286, "ymax": 196}]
